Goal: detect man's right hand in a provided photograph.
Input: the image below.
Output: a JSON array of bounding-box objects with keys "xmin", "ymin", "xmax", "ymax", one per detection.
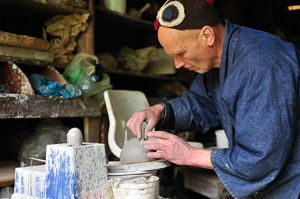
[{"xmin": 126, "ymin": 104, "xmax": 165, "ymax": 140}]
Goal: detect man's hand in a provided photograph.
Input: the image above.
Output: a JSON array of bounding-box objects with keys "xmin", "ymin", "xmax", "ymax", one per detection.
[
  {"xmin": 145, "ymin": 131, "xmax": 213, "ymax": 169},
  {"xmin": 126, "ymin": 104, "xmax": 165, "ymax": 139}
]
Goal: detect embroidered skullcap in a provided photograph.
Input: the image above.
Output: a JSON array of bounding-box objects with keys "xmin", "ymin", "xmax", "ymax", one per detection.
[{"xmin": 155, "ymin": 0, "xmax": 221, "ymax": 30}]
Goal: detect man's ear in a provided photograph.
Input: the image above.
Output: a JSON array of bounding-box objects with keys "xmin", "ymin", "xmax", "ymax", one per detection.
[{"xmin": 199, "ymin": 26, "xmax": 215, "ymax": 47}]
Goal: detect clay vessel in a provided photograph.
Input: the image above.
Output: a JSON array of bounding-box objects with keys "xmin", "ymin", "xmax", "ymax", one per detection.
[{"xmin": 120, "ymin": 130, "xmax": 153, "ymax": 164}]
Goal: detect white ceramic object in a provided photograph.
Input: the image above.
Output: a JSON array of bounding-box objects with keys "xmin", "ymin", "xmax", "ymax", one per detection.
[
  {"xmin": 215, "ymin": 129, "xmax": 229, "ymax": 149},
  {"xmin": 104, "ymin": 0, "xmax": 127, "ymax": 14},
  {"xmin": 67, "ymin": 127, "xmax": 83, "ymax": 146},
  {"xmin": 112, "ymin": 176, "xmax": 159, "ymax": 199},
  {"xmin": 120, "ymin": 130, "xmax": 153, "ymax": 164}
]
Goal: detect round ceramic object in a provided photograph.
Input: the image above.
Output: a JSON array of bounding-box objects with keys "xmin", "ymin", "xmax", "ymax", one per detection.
[
  {"xmin": 120, "ymin": 138, "xmax": 153, "ymax": 164},
  {"xmin": 67, "ymin": 127, "xmax": 83, "ymax": 146},
  {"xmin": 107, "ymin": 159, "xmax": 171, "ymax": 173}
]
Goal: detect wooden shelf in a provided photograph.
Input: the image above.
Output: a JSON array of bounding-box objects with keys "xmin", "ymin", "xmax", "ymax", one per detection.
[
  {"xmin": 95, "ymin": 6, "xmax": 154, "ymax": 32},
  {"xmin": 0, "ymin": 94, "xmax": 101, "ymax": 119},
  {"xmin": 0, "ymin": 45, "xmax": 54, "ymax": 67},
  {"xmin": 0, "ymin": 0, "xmax": 90, "ymax": 16},
  {"xmin": 0, "ymin": 160, "xmax": 19, "ymax": 187},
  {"xmin": 105, "ymin": 69, "xmax": 192, "ymax": 83}
]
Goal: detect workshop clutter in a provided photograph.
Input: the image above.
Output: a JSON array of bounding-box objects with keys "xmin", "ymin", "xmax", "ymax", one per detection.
[
  {"xmin": 29, "ymin": 74, "xmax": 82, "ymax": 98},
  {"xmin": 63, "ymin": 52, "xmax": 98, "ymax": 84},
  {"xmin": 5, "ymin": 119, "xmax": 70, "ymax": 167},
  {"xmin": 96, "ymin": 46, "xmax": 176, "ymax": 75},
  {"xmin": 18, "ymin": 119, "xmax": 70, "ymax": 167},
  {"xmin": 27, "ymin": 52, "xmax": 111, "ymax": 99},
  {"xmin": 0, "ymin": 62, "xmax": 35, "ymax": 95},
  {"xmin": 117, "ymin": 46, "xmax": 157, "ymax": 72},
  {"xmin": 0, "ymin": 53, "xmax": 112, "ymax": 99},
  {"xmin": 63, "ymin": 52, "xmax": 113, "ymax": 98},
  {"xmin": 43, "ymin": 13, "xmax": 90, "ymax": 66}
]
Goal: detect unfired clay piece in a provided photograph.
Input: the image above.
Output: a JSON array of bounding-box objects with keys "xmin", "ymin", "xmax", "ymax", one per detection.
[
  {"xmin": 67, "ymin": 127, "xmax": 83, "ymax": 146},
  {"xmin": 120, "ymin": 130, "xmax": 153, "ymax": 164}
]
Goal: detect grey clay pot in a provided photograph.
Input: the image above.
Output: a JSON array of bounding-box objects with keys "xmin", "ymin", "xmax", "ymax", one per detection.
[{"xmin": 120, "ymin": 130, "xmax": 153, "ymax": 164}]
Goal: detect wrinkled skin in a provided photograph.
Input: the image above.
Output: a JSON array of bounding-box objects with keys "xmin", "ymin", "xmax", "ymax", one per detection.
[
  {"xmin": 144, "ymin": 131, "xmax": 194, "ymax": 165},
  {"xmin": 126, "ymin": 104, "xmax": 164, "ymax": 139},
  {"xmin": 144, "ymin": 131, "xmax": 212, "ymax": 169}
]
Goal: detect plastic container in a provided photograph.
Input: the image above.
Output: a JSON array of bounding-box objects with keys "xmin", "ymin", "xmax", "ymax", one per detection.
[
  {"xmin": 215, "ymin": 129, "xmax": 229, "ymax": 149},
  {"xmin": 112, "ymin": 176, "xmax": 159, "ymax": 199},
  {"xmin": 76, "ymin": 75, "xmax": 99, "ymax": 95},
  {"xmin": 104, "ymin": 0, "xmax": 127, "ymax": 14}
]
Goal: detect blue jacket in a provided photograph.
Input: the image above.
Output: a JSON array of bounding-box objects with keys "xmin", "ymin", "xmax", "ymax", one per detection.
[{"xmin": 159, "ymin": 21, "xmax": 300, "ymax": 198}]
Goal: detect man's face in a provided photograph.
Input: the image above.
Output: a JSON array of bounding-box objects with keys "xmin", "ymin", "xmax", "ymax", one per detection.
[{"xmin": 158, "ymin": 26, "xmax": 214, "ymax": 74}]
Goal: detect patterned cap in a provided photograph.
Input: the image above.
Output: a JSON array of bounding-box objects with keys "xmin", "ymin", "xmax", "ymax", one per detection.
[{"xmin": 155, "ymin": 0, "xmax": 221, "ymax": 30}]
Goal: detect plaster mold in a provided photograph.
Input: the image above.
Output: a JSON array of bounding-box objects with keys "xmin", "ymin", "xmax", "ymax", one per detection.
[{"xmin": 11, "ymin": 129, "xmax": 107, "ymax": 199}]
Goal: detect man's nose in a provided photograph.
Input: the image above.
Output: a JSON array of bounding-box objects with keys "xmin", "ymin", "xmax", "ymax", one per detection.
[{"xmin": 173, "ymin": 56, "xmax": 184, "ymax": 69}]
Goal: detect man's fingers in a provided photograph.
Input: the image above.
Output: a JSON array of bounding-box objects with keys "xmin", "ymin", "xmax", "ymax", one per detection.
[
  {"xmin": 126, "ymin": 115, "xmax": 143, "ymax": 139},
  {"xmin": 147, "ymin": 151, "xmax": 167, "ymax": 159},
  {"xmin": 144, "ymin": 139, "xmax": 168, "ymax": 151},
  {"xmin": 147, "ymin": 131, "xmax": 175, "ymax": 139},
  {"xmin": 144, "ymin": 121, "xmax": 156, "ymax": 139}
]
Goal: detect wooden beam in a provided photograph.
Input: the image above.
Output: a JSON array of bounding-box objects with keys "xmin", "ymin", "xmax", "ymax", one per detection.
[
  {"xmin": 0, "ymin": 45, "xmax": 54, "ymax": 66},
  {"xmin": 0, "ymin": 31, "xmax": 49, "ymax": 50},
  {"xmin": 0, "ymin": 94, "xmax": 101, "ymax": 118}
]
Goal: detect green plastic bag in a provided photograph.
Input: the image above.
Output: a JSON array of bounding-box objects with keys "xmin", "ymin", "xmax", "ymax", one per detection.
[{"xmin": 63, "ymin": 53, "xmax": 98, "ymax": 84}]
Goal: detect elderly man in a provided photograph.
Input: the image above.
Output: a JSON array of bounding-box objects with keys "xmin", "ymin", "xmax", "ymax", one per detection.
[{"xmin": 126, "ymin": 0, "xmax": 300, "ymax": 198}]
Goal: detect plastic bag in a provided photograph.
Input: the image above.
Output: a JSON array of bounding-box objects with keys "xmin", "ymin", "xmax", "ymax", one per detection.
[
  {"xmin": 117, "ymin": 46, "xmax": 157, "ymax": 72},
  {"xmin": 18, "ymin": 119, "xmax": 70, "ymax": 166},
  {"xmin": 29, "ymin": 74, "xmax": 82, "ymax": 98},
  {"xmin": 63, "ymin": 52, "xmax": 98, "ymax": 84}
]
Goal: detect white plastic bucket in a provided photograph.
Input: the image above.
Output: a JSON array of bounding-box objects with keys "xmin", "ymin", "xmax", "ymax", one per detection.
[
  {"xmin": 112, "ymin": 176, "xmax": 159, "ymax": 199},
  {"xmin": 215, "ymin": 129, "xmax": 229, "ymax": 148}
]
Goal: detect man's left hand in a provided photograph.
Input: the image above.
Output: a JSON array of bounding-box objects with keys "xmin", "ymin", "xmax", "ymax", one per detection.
[
  {"xmin": 145, "ymin": 131, "xmax": 196, "ymax": 165},
  {"xmin": 145, "ymin": 131, "xmax": 214, "ymax": 169}
]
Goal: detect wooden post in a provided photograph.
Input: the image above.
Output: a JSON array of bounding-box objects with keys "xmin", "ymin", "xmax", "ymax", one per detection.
[
  {"xmin": 77, "ymin": 0, "xmax": 95, "ymax": 54},
  {"xmin": 77, "ymin": 0, "xmax": 102, "ymax": 143},
  {"xmin": 84, "ymin": 117, "xmax": 101, "ymax": 143}
]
